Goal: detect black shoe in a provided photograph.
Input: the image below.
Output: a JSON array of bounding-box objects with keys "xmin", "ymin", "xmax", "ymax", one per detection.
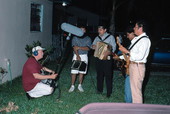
[
  {"xmin": 26, "ymin": 93, "xmax": 35, "ymax": 100},
  {"xmin": 96, "ymin": 91, "xmax": 103, "ymax": 94}
]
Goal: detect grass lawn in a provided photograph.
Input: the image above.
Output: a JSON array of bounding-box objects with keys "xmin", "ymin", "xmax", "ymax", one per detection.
[{"xmin": 0, "ymin": 55, "xmax": 170, "ymax": 114}]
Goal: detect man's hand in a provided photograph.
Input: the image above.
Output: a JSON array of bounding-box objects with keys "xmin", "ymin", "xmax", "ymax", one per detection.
[
  {"xmin": 92, "ymin": 45, "xmax": 96, "ymax": 50},
  {"xmin": 101, "ymin": 50, "xmax": 111, "ymax": 60},
  {"xmin": 51, "ymin": 70, "xmax": 55, "ymax": 74},
  {"xmin": 43, "ymin": 67, "xmax": 55, "ymax": 74},
  {"xmin": 103, "ymin": 50, "xmax": 111, "ymax": 57},
  {"xmin": 119, "ymin": 45, "xmax": 129, "ymax": 54},
  {"xmin": 50, "ymin": 73, "xmax": 58, "ymax": 79},
  {"xmin": 113, "ymin": 54, "xmax": 120, "ymax": 60},
  {"xmin": 73, "ymin": 46, "xmax": 80, "ymax": 51},
  {"xmin": 76, "ymin": 55, "xmax": 81, "ymax": 61},
  {"xmin": 73, "ymin": 46, "xmax": 81, "ymax": 61}
]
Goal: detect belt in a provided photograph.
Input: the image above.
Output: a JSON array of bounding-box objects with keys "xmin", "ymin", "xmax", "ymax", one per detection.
[{"xmin": 130, "ymin": 61, "xmax": 145, "ymax": 64}]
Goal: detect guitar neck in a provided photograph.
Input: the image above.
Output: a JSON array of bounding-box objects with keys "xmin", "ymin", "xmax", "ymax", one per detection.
[
  {"xmin": 116, "ymin": 36, "xmax": 128, "ymax": 60},
  {"xmin": 116, "ymin": 36, "xmax": 124, "ymax": 47}
]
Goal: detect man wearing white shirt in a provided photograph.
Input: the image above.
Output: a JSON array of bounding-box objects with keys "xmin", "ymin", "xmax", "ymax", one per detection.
[{"xmin": 119, "ymin": 20, "xmax": 151, "ymax": 103}]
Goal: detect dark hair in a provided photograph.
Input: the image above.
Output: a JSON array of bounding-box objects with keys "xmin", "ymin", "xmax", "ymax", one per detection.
[
  {"xmin": 125, "ymin": 25, "xmax": 134, "ymax": 33},
  {"xmin": 78, "ymin": 25, "xmax": 86, "ymax": 29},
  {"xmin": 98, "ymin": 25, "xmax": 107, "ymax": 30},
  {"xmin": 136, "ymin": 20, "xmax": 147, "ymax": 32}
]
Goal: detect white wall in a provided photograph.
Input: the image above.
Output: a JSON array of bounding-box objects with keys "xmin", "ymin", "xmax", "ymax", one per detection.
[{"xmin": 0, "ymin": 0, "xmax": 53, "ymax": 84}]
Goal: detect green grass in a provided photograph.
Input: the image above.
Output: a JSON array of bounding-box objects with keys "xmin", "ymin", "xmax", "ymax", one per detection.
[{"xmin": 0, "ymin": 56, "xmax": 170, "ymax": 114}]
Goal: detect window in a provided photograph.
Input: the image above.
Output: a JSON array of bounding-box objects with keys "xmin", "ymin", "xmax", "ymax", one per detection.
[{"xmin": 30, "ymin": 3, "xmax": 43, "ymax": 32}]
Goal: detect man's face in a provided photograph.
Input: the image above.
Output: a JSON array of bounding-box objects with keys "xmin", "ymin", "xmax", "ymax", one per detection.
[
  {"xmin": 134, "ymin": 24, "xmax": 141, "ymax": 36},
  {"xmin": 37, "ymin": 50, "xmax": 44, "ymax": 59},
  {"xmin": 127, "ymin": 32, "xmax": 135, "ymax": 41},
  {"xmin": 98, "ymin": 28, "xmax": 106, "ymax": 36},
  {"xmin": 80, "ymin": 27, "xmax": 86, "ymax": 33}
]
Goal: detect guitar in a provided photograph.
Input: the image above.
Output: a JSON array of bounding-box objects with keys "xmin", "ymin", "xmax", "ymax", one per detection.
[{"xmin": 115, "ymin": 36, "xmax": 130, "ymax": 76}]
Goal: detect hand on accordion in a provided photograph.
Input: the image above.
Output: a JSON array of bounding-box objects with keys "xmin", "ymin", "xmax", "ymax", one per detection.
[
  {"xmin": 103, "ymin": 50, "xmax": 111, "ymax": 57},
  {"xmin": 92, "ymin": 45, "xmax": 96, "ymax": 50},
  {"xmin": 76, "ymin": 55, "xmax": 81, "ymax": 61}
]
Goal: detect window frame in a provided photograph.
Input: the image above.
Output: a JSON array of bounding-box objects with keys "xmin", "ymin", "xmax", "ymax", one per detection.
[{"xmin": 30, "ymin": 2, "xmax": 43, "ymax": 32}]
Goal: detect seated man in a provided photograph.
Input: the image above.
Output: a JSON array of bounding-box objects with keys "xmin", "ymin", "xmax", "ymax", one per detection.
[{"xmin": 22, "ymin": 46, "xmax": 58, "ymax": 98}]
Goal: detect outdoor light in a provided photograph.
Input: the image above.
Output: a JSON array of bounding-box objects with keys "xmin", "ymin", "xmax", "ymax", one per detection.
[
  {"xmin": 54, "ymin": 0, "xmax": 71, "ymax": 6},
  {"xmin": 62, "ymin": 2, "xmax": 67, "ymax": 6}
]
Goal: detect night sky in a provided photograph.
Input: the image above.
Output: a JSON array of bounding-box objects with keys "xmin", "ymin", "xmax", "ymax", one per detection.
[{"xmin": 71, "ymin": 0, "xmax": 170, "ymax": 40}]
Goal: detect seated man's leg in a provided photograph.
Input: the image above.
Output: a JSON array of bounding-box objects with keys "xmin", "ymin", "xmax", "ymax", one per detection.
[{"xmin": 27, "ymin": 82, "xmax": 53, "ymax": 98}]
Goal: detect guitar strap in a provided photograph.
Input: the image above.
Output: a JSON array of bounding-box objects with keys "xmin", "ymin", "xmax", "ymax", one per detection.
[
  {"xmin": 128, "ymin": 36, "xmax": 148, "ymax": 51},
  {"xmin": 98, "ymin": 34, "xmax": 110, "ymax": 42}
]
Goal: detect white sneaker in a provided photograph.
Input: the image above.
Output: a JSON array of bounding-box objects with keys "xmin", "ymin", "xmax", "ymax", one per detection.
[
  {"xmin": 78, "ymin": 84, "xmax": 84, "ymax": 92},
  {"xmin": 68, "ymin": 85, "xmax": 75, "ymax": 92}
]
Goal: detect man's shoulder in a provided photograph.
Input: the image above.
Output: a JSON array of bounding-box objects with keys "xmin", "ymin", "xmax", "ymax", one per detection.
[
  {"xmin": 94, "ymin": 35, "xmax": 100, "ymax": 39},
  {"xmin": 140, "ymin": 37, "xmax": 151, "ymax": 43},
  {"xmin": 24, "ymin": 57, "xmax": 36, "ymax": 67},
  {"xmin": 27, "ymin": 57, "xmax": 36, "ymax": 63},
  {"xmin": 107, "ymin": 33, "xmax": 114, "ymax": 38}
]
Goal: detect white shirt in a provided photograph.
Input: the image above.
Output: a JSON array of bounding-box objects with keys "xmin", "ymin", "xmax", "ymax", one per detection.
[{"xmin": 129, "ymin": 33, "xmax": 151, "ymax": 63}]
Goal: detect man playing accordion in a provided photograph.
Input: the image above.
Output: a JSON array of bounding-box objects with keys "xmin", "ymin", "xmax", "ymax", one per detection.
[{"xmin": 92, "ymin": 25, "xmax": 116, "ymax": 98}]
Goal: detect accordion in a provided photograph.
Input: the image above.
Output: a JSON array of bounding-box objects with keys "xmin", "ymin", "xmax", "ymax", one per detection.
[
  {"xmin": 94, "ymin": 41, "xmax": 111, "ymax": 60},
  {"xmin": 71, "ymin": 60, "xmax": 87, "ymax": 72}
]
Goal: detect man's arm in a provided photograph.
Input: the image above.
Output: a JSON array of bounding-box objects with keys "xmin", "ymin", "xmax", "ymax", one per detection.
[
  {"xmin": 103, "ymin": 35, "xmax": 116, "ymax": 57},
  {"xmin": 73, "ymin": 46, "xmax": 81, "ymax": 61},
  {"xmin": 42, "ymin": 67, "xmax": 55, "ymax": 74},
  {"xmin": 110, "ymin": 35, "xmax": 117, "ymax": 53},
  {"xmin": 74, "ymin": 46, "xmax": 90, "ymax": 51},
  {"xmin": 33, "ymin": 73, "xmax": 57, "ymax": 80},
  {"xmin": 73, "ymin": 46, "xmax": 90, "ymax": 61},
  {"xmin": 74, "ymin": 37, "xmax": 92, "ymax": 51},
  {"xmin": 91, "ymin": 36, "xmax": 99, "ymax": 50},
  {"xmin": 119, "ymin": 45, "xmax": 130, "ymax": 54},
  {"xmin": 91, "ymin": 45, "xmax": 96, "ymax": 50},
  {"xmin": 72, "ymin": 37, "xmax": 81, "ymax": 61}
]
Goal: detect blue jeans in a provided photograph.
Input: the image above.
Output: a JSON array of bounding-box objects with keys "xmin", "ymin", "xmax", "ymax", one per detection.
[{"xmin": 125, "ymin": 75, "xmax": 132, "ymax": 103}]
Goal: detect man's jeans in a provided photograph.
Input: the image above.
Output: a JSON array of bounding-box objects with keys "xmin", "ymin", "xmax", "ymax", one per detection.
[{"xmin": 125, "ymin": 75, "xmax": 132, "ymax": 103}]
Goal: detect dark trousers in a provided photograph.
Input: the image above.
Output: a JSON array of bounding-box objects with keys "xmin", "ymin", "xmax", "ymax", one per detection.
[{"xmin": 95, "ymin": 58, "xmax": 113, "ymax": 95}]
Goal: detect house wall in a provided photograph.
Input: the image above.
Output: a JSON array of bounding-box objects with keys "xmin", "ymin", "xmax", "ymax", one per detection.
[{"xmin": 0, "ymin": 0, "xmax": 53, "ymax": 84}]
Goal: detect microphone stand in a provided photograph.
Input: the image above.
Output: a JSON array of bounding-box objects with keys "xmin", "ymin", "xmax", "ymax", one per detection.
[
  {"xmin": 66, "ymin": 33, "xmax": 71, "ymax": 40},
  {"xmin": 51, "ymin": 32, "xmax": 71, "ymax": 99}
]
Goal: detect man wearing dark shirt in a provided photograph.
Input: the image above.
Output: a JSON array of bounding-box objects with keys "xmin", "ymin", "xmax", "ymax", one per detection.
[{"xmin": 22, "ymin": 46, "xmax": 57, "ymax": 98}]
